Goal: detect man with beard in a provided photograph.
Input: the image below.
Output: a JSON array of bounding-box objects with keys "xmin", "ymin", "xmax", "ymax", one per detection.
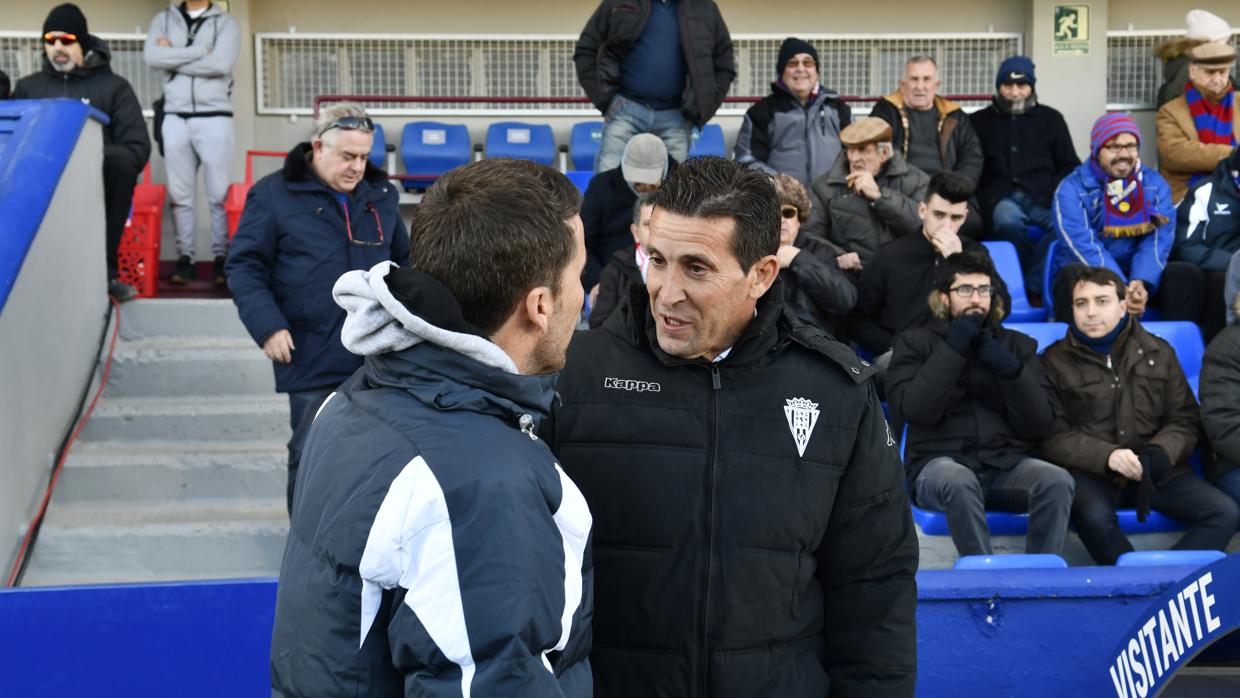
[
  {"xmin": 14, "ymin": 3, "xmax": 150, "ymax": 302},
  {"xmin": 1157, "ymin": 42, "xmax": 1237, "ymax": 205}
]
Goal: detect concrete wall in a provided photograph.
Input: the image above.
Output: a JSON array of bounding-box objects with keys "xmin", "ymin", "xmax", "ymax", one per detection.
[{"xmin": 0, "ymin": 121, "xmax": 109, "ymax": 576}]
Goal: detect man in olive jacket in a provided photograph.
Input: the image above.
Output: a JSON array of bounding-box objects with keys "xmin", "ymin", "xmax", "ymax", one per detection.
[
  {"xmin": 547, "ymin": 157, "xmax": 917, "ymax": 697},
  {"xmin": 1041, "ymin": 265, "xmax": 1239, "ymax": 565}
]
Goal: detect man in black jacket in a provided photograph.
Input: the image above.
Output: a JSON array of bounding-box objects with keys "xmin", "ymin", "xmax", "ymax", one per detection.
[
  {"xmin": 590, "ymin": 191, "xmax": 653, "ymax": 328},
  {"xmin": 888, "ymin": 250, "xmax": 1074, "ymax": 557},
  {"xmin": 575, "ymin": 0, "xmax": 735, "ymax": 172},
  {"xmin": 582, "ymin": 133, "xmax": 668, "ymax": 292},
  {"xmin": 970, "ymin": 56, "xmax": 1079, "ymax": 296},
  {"xmin": 548, "ymin": 157, "xmax": 917, "ymax": 697},
  {"xmin": 15, "ymin": 3, "xmax": 151, "ymax": 302},
  {"xmin": 1173, "ymin": 146, "xmax": 1240, "ymax": 340}
]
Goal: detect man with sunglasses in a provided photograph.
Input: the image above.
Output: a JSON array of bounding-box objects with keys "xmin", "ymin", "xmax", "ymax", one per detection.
[
  {"xmin": 888, "ymin": 249, "xmax": 1074, "ymax": 559},
  {"xmin": 226, "ymin": 103, "xmax": 409, "ymax": 507},
  {"xmin": 14, "ymin": 3, "xmax": 151, "ymax": 303}
]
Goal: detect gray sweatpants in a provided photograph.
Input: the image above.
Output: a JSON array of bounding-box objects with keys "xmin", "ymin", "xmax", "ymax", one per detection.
[{"xmin": 163, "ymin": 114, "xmax": 234, "ymax": 258}]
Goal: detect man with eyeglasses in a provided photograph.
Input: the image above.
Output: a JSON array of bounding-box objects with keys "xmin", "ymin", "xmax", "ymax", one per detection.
[
  {"xmin": 1049, "ymin": 113, "xmax": 1202, "ymax": 325},
  {"xmin": 888, "ymin": 249, "xmax": 1074, "ymax": 559},
  {"xmin": 226, "ymin": 102, "xmax": 410, "ymax": 509},
  {"xmin": 733, "ymin": 37, "xmax": 851, "ymax": 188},
  {"xmin": 14, "ymin": 3, "xmax": 151, "ymax": 303}
]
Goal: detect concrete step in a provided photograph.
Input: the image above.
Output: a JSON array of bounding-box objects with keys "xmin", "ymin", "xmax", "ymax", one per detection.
[
  {"xmin": 19, "ymin": 499, "xmax": 289, "ymax": 587},
  {"xmin": 57, "ymin": 440, "xmax": 287, "ymax": 503},
  {"xmin": 77, "ymin": 395, "xmax": 291, "ymax": 443},
  {"xmin": 119, "ymin": 298, "xmax": 250, "ymax": 341},
  {"xmin": 104, "ymin": 336, "xmax": 275, "ymax": 398}
]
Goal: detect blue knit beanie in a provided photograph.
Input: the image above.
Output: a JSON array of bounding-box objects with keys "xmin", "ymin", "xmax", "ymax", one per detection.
[{"xmin": 995, "ymin": 55, "xmax": 1036, "ymax": 88}]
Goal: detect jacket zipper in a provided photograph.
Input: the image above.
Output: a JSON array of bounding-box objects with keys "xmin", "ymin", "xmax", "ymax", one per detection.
[
  {"xmin": 700, "ymin": 363, "xmax": 722, "ymax": 696},
  {"xmin": 803, "ymin": 101, "xmax": 812, "ymax": 184}
]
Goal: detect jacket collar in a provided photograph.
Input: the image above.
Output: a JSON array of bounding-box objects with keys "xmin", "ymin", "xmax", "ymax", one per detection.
[
  {"xmin": 282, "ymin": 142, "xmax": 388, "ymax": 195},
  {"xmin": 883, "ymin": 90, "xmax": 963, "ymax": 117}
]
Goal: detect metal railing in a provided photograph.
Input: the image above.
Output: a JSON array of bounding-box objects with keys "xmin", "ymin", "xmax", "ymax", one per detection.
[{"xmin": 1106, "ymin": 29, "xmax": 1240, "ymax": 110}]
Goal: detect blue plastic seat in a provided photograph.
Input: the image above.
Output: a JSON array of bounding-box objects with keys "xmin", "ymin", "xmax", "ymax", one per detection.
[
  {"xmin": 368, "ymin": 123, "xmax": 386, "ymax": 169},
  {"xmin": 1116, "ymin": 550, "xmax": 1225, "ymax": 567},
  {"xmin": 485, "ymin": 121, "xmax": 556, "ymax": 165},
  {"xmin": 689, "ymin": 124, "xmax": 725, "ymax": 158},
  {"xmin": 400, "ymin": 121, "xmax": 471, "ymax": 191},
  {"xmin": 1005, "ymin": 322, "xmax": 1068, "ymax": 353},
  {"xmin": 565, "ymin": 170, "xmax": 594, "ymax": 194},
  {"xmin": 983, "ymin": 240, "xmax": 1045, "ymax": 322},
  {"xmin": 1143, "ymin": 321, "xmax": 1204, "ymax": 397},
  {"xmin": 955, "ymin": 554, "xmax": 1068, "ymax": 570},
  {"xmin": 570, "ymin": 122, "xmax": 604, "ymax": 172}
]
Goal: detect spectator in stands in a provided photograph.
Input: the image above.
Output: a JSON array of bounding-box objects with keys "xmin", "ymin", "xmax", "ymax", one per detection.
[
  {"xmin": 770, "ymin": 173, "xmax": 856, "ymax": 334},
  {"xmin": 589, "ymin": 192, "xmax": 653, "ymax": 328},
  {"xmin": 575, "ymin": 0, "xmax": 735, "ymax": 171},
  {"xmin": 871, "ymin": 55, "xmax": 984, "ymax": 237},
  {"xmin": 1041, "ymin": 265, "xmax": 1239, "ymax": 566},
  {"xmin": 803, "ymin": 116, "xmax": 929, "ymax": 276},
  {"xmin": 144, "ymin": 0, "xmax": 241, "ymax": 286},
  {"xmin": 889, "ymin": 250, "xmax": 1073, "ymax": 557},
  {"xmin": 225, "ymin": 103, "xmax": 410, "ymax": 508},
  {"xmin": 849, "ymin": 172, "xmax": 1002, "ymax": 375},
  {"xmin": 1050, "ymin": 113, "xmax": 1203, "ymax": 324},
  {"xmin": 14, "ymin": 3, "xmax": 151, "ymax": 303},
  {"xmin": 582, "ymin": 133, "xmax": 668, "ymax": 297},
  {"xmin": 1228, "ymin": 249, "xmax": 1240, "ymax": 326},
  {"xmin": 1154, "ymin": 10, "xmax": 1233, "ymax": 109},
  {"xmin": 970, "ymin": 55, "xmax": 1079, "ymax": 296},
  {"xmin": 271, "ymin": 159, "xmax": 592, "ymax": 697},
  {"xmin": 546, "ymin": 156, "xmax": 917, "ymax": 697},
  {"xmin": 1173, "ymin": 147, "xmax": 1240, "ymax": 340},
  {"xmin": 733, "ymin": 37, "xmax": 850, "ymax": 187},
  {"xmin": 1156, "ymin": 42, "xmax": 1236, "ymax": 205},
  {"xmin": 1201, "ymin": 286, "xmax": 1240, "ymax": 507},
  {"xmin": 0, "ymin": 68, "xmax": 10, "ymax": 98}
]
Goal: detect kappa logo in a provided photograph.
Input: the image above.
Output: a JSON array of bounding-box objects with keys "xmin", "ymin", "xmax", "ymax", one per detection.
[
  {"xmin": 603, "ymin": 377, "xmax": 661, "ymax": 393},
  {"xmin": 784, "ymin": 397, "xmax": 821, "ymax": 457},
  {"xmin": 1215, "ymin": 202, "xmax": 1231, "ymax": 216}
]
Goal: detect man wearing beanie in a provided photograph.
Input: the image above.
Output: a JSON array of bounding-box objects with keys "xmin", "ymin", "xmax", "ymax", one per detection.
[
  {"xmin": 14, "ymin": 3, "xmax": 151, "ymax": 303},
  {"xmin": 1155, "ymin": 9, "xmax": 1234, "ymax": 109},
  {"xmin": 970, "ymin": 55, "xmax": 1079, "ymax": 297},
  {"xmin": 1049, "ymin": 113, "xmax": 1202, "ymax": 324},
  {"xmin": 733, "ymin": 37, "xmax": 851, "ymax": 187},
  {"xmin": 575, "ymin": 0, "xmax": 735, "ymax": 172},
  {"xmin": 1157, "ymin": 41, "xmax": 1237, "ymax": 204}
]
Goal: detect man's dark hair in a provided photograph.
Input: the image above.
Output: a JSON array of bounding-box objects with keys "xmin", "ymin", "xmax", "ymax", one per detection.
[
  {"xmin": 924, "ymin": 171, "xmax": 974, "ymax": 204},
  {"xmin": 410, "ymin": 158, "xmax": 580, "ymax": 335},
  {"xmin": 632, "ymin": 191, "xmax": 655, "ymax": 227},
  {"xmin": 649, "ymin": 156, "xmax": 780, "ymax": 271},
  {"xmin": 932, "ymin": 248, "xmax": 997, "ymax": 294},
  {"xmin": 1066, "ymin": 265, "xmax": 1127, "ymax": 301}
]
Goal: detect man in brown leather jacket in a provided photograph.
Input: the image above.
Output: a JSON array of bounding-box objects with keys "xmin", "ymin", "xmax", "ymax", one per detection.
[{"xmin": 1040, "ymin": 265, "xmax": 1238, "ymax": 565}]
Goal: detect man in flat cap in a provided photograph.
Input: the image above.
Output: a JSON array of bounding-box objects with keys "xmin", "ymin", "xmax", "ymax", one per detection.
[
  {"xmin": 803, "ymin": 116, "xmax": 929, "ymax": 277},
  {"xmin": 1157, "ymin": 41, "xmax": 1237, "ymax": 204}
]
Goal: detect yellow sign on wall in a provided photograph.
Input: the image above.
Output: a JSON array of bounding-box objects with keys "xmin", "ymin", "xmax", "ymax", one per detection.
[{"xmin": 1053, "ymin": 4, "xmax": 1090, "ymax": 56}]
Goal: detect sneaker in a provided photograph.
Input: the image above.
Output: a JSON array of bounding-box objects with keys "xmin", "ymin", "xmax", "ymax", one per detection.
[
  {"xmin": 214, "ymin": 255, "xmax": 227, "ymax": 285},
  {"xmin": 108, "ymin": 279, "xmax": 137, "ymax": 303},
  {"xmin": 170, "ymin": 255, "xmax": 196, "ymax": 284}
]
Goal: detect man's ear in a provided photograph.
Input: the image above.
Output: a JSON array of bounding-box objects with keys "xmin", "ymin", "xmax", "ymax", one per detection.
[
  {"xmin": 523, "ymin": 285, "xmax": 553, "ymax": 333},
  {"xmin": 747, "ymin": 255, "xmax": 780, "ymax": 300},
  {"xmin": 917, "ymin": 200, "xmax": 927, "ymax": 221}
]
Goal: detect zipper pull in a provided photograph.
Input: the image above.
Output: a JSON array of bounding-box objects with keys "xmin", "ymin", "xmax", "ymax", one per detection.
[
  {"xmin": 519, "ymin": 413, "xmax": 538, "ymax": 441},
  {"xmin": 711, "ymin": 365, "xmax": 721, "ymax": 390}
]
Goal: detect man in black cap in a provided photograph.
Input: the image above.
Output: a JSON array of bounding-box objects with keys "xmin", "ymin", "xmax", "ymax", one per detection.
[
  {"xmin": 733, "ymin": 37, "xmax": 851, "ymax": 187},
  {"xmin": 970, "ymin": 55, "xmax": 1079, "ymax": 296},
  {"xmin": 14, "ymin": 3, "xmax": 151, "ymax": 302}
]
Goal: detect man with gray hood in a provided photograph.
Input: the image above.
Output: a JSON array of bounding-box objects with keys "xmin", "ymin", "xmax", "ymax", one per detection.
[{"xmin": 270, "ymin": 158, "xmax": 594, "ymax": 697}]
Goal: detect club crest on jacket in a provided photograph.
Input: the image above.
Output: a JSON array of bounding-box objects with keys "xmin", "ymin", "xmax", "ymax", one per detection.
[{"xmin": 784, "ymin": 397, "xmax": 820, "ymax": 457}]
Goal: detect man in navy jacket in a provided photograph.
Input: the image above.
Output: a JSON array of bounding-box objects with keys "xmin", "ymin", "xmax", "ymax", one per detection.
[{"xmin": 225, "ymin": 103, "xmax": 409, "ymax": 501}]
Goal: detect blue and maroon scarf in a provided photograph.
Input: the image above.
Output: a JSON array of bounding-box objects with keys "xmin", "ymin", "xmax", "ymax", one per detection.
[
  {"xmin": 1088, "ymin": 159, "xmax": 1161, "ymax": 238},
  {"xmin": 1186, "ymin": 82, "xmax": 1236, "ymax": 189}
]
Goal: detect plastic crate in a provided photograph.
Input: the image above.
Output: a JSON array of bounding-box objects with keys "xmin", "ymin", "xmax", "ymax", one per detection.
[
  {"xmin": 115, "ymin": 243, "xmax": 159, "ymax": 298},
  {"xmin": 117, "ymin": 165, "xmax": 166, "ymax": 298},
  {"xmin": 227, "ymin": 150, "xmax": 286, "ymax": 239}
]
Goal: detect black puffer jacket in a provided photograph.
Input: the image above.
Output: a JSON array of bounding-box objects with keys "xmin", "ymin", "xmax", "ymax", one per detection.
[
  {"xmin": 781, "ymin": 232, "xmax": 857, "ymax": 335},
  {"xmin": 14, "ymin": 34, "xmax": 150, "ymax": 166},
  {"xmin": 1200, "ymin": 323, "xmax": 1240, "ymax": 483},
  {"xmin": 581, "ymin": 167, "xmax": 638, "ymax": 289},
  {"xmin": 969, "ymin": 99, "xmax": 1080, "ymax": 219},
  {"xmin": 888, "ymin": 320, "xmax": 1057, "ymax": 485},
  {"xmin": 589, "ymin": 246, "xmax": 642, "ymax": 329},
  {"xmin": 547, "ymin": 283, "xmax": 918, "ymax": 698},
  {"xmin": 574, "ymin": 0, "xmax": 736, "ymax": 127}
]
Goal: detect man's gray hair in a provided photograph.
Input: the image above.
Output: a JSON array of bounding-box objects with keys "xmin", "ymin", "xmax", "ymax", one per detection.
[
  {"xmin": 905, "ymin": 54, "xmax": 938, "ymax": 71},
  {"xmin": 314, "ymin": 102, "xmax": 372, "ymax": 148}
]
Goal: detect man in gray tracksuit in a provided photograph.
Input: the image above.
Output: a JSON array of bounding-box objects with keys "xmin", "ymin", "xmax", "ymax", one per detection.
[{"xmin": 144, "ymin": 1, "xmax": 240, "ymax": 285}]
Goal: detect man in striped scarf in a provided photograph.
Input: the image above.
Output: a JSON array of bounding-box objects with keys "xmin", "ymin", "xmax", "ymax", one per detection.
[{"xmin": 1157, "ymin": 41, "xmax": 1237, "ymax": 204}]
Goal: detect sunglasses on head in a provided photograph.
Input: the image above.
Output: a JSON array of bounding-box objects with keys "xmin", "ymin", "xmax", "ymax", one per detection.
[
  {"xmin": 43, "ymin": 32, "xmax": 78, "ymax": 46},
  {"xmin": 780, "ymin": 206, "xmax": 799, "ymax": 220},
  {"xmin": 318, "ymin": 116, "xmax": 375, "ymax": 137}
]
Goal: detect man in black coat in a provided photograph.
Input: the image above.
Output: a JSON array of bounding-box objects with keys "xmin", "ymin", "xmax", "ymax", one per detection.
[
  {"xmin": 590, "ymin": 191, "xmax": 653, "ymax": 328},
  {"xmin": 888, "ymin": 250, "xmax": 1074, "ymax": 557},
  {"xmin": 15, "ymin": 3, "xmax": 151, "ymax": 302},
  {"xmin": 575, "ymin": 0, "xmax": 735, "ymax": 171},
  {"xmin": 970, "ymin": 56, "xmax": 1079, "ymax": 296},
  {"xmin": 1173, "ymin": 147, "xmax": 1240, "ymax": 340},
  {"xmin": 582, "ymin": 133, "xmax": 668, "ymax": 293},
  {"xmin": 548, "ymin": 157, "xmax": 917, "ymax": 698}
]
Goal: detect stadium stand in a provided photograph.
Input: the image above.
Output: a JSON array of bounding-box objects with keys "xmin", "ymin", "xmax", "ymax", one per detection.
[
  {"xmin": 1116, "ymin": 550, "xmax": 1226, "ymax": 567},
  {"xmin": 565, "ymin": 170, "xmax": 594, "ymax": 194},
  {"xmin": 954, "ymin": 554, "xmax": 1068, "ymax": 569},
  {"xmin": 689, "ymin": 124, "xmax": 726, "ymax": 158},
  {"xmin": 983, "ymin": 240, "xmax": 1046, "ymax": 321},
  {"xmin": 484, "ymin": 121, "xmax": 556, "ymax": 165},
  {"xmin": 570, "ymin": 121, "xmax": 604, "ymax": 171},
  {"xmin": 399, "ymin": 121, "xmax": 472, "ymax": 191}
]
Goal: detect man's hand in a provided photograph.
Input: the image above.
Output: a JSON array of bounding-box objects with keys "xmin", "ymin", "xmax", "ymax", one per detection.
[
  {"xmin": 846, "ymin": 171, "xmax": 881, "ymax": 201},
  {"xmin": 836, "ymin": 252, "xmax": 862, "ymax": 272},
  {"xmin": 156, "ymin": 37, "xmax": 172, "ymax": 47},
  {"xmin": 776, "ymin": 245, "xmax": 801, "ymax": 269},
  {"xmin": 262, "ymin": 329, "xmax": 295, "ymax": 364},
  {"xmin": 929, "ymin": 229, "xmax": 963, "ymax": 257},
  {"xmin": 1126, "ymin": 279, "xmax": 1149, "ymax": 317},
  {"xmin": 1107, "ymin": 448, "xmax": 1143, "ymax": 481},
  {"xmin": 944, "ymin": 315, "xmax": 985, "ymax": 354},
  {"xmin": 588, "ymin": 284, "xmax": 599, "ymax": 310}
]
